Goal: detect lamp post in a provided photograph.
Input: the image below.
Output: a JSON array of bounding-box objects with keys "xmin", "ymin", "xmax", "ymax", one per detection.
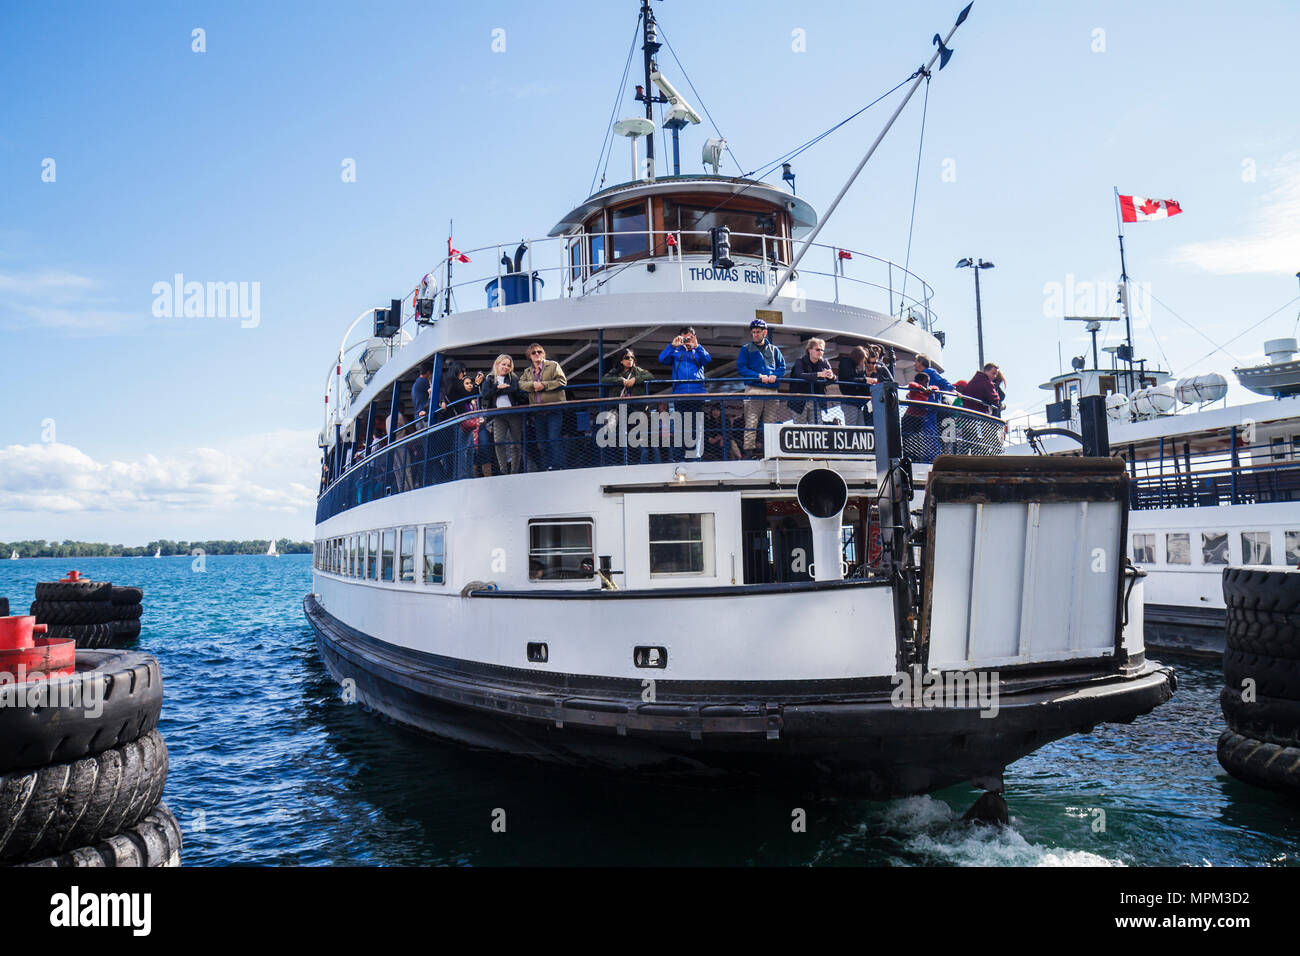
[{"xmin": 956, "ymin": 257, "xmax": 994, "ymax": 368}]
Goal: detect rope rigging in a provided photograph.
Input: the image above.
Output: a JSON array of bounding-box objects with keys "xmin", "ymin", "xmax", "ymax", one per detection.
[
  {"xmin": 899, "ymin": 70, "xmax": 931, "ymax": 312},
  {"xmin": 589, "ymin": 12, "xmax": 643, "ymax": 198}
]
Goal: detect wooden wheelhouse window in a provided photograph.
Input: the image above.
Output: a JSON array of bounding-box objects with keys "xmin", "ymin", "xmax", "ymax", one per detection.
[
  {"xmin": 662, "ymin": 199, "xmax": 786, "ymax": 262},
  {"xmin": 610, "ymin": 200, "xmax": 650, "ymax": 261}
]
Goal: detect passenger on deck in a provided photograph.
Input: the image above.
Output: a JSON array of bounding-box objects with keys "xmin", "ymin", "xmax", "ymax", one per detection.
[
  {"xmin": 412, "ymin": 362, "xmax": 433, "ymax": 427},
  {"xmin": 902, "ymin": 370, "xmax": 940, "ymax": 462},
  {"xmin": 738, "ymin": 318, "xmax": 787, "ymax": 459},
  {"xmin": 518, "ymin": 343, "xmax": 568, "ymax": 471},
  {"xmin": 601, "ymin": 349, "xmax": 653, "ymax": 464},
  {"xmin": 481, "ymin": 354, "xmax": 527, "ymax": 475},
  {"xmin": 913, "ymin": 354, "xmax": 954, "ymax": 398},
  {"xmin": 703, "ymin": 402, "xmax": 741, "ymax": 461},
  {"xmin": 602, "ymin": 348, "xmax": 653, "ymax": 397},
  {"xmin": 455, "ymin": 375, "xmax": 485, "ymax": 479},
  {"xmin": 959, "ymin": 363, "xmax": 1006, "ymax": 418},
  {"xmin": 658, "ymin": 328, "xmax": 711, "ymax": 394},
  {"xmin": 837, "ymin": 346, "xmax": 873, "ymax": 427},
  {"xmin": 659, "ymin": 328, "xmax": 710, "ymax": 461},
  {"xmin": 790, "ymin": 337, "xmax": 836, "ymax": 424}
]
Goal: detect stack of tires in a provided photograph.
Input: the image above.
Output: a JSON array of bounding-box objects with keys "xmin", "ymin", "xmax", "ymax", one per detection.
[
  {"xmin": 1218, "ymin": 566, "xmax": 1300, "ymax": 794},
  {"xmin": 28, "ymin": 579, "xmax": 143, "ymax": 649},
  {"xmin": 0, "ymin": 648, "xmax": 181, "ymax": 867}
]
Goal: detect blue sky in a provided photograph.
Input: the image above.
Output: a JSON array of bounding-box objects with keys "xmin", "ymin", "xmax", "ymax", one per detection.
[{"xmin": 1, "ymin": 0, "xmax": 1297, "ymax": 544}]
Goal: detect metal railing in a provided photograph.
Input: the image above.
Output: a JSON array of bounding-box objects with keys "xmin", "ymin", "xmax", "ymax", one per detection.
[
  {"xmin": 316, "ymin": 387, "xmax": 1004, "ymax": 523},
  {"xmin": 322, "ymin": 230, "xmax": 941, "ymax": 436}
]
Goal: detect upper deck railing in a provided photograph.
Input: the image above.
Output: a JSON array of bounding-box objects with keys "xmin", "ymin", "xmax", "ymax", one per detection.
[
  {"xmin": 315, "ymin": 385, "xmax": 1005, "ymax": 524},
  {"xmin": 323, "ymin": 229, "xmax": 942, "ymax": 433}
]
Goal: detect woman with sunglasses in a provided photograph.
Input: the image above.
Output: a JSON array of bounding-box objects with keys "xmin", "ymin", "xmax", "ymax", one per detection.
[{"xmin": 600, "ymin": 348, "xmax": 653, "ymax": 464}]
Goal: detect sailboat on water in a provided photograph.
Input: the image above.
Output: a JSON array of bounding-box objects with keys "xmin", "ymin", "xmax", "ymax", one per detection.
[
  {"xmin": 266, "ymin": 538, "xmax": 279, "ymax": 558},
  {"xmin": 8, "ymin": 550, "xmax": 17, "ymax": 560},
  {"xmin": 153, "ymin": 546, "xmax": 161, "ymax": 558}
]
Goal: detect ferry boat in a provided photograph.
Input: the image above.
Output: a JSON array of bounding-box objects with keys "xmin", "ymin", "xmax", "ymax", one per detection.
[
  {"xmin": 1009, "ymin": 292, "xmax": 1300, "ymax": 656},
  {"xmin": 305, "ymin": 1, "xmax": 1173, "ymax": 801}
]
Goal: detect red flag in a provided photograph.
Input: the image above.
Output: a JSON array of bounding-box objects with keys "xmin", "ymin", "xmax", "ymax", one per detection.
[
  {"xmin": 837, "ymin": 249, "xmax": 853, "ymax": 260},
  {"xmin": 1119, "ymin": 195, "xmax": 1183, "ymax": 223},
  {"xmin": 447, "ymin": 237, "xmax": 471, "ymax": 263}
]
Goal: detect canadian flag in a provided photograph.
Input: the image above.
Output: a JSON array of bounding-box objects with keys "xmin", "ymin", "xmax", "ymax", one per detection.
[{"xmin": 1119, "ymin": 195, "xmax": 1183, "ymax": 223}]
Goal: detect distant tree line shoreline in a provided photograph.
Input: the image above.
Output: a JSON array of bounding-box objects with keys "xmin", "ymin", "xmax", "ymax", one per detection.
[{"xmin": 1, "ymin": 539, "xmax": 312, "ymax": 558}]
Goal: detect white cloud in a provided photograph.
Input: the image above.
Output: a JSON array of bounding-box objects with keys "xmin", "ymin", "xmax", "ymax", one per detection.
[
  {"xmin": 0, "ymin": 430, "xmax": 318, "ymax": 517},
  {"xmin": 1171, "ymin": 154, "xmax": 1300, "ymax": 275}
]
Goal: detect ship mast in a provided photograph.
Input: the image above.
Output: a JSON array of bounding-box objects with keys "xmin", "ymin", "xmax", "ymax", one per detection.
[
  {"xmin": 1113, "ymin": 187, "xmax": 1137, "ymax": 394},
  {"xmin": 635, "ymin": 0, "xmax": 666, "ymax": 180}
]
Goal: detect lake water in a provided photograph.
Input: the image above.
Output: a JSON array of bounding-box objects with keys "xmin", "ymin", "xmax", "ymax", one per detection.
[{"xmin": 1, "ymin": 555, "xmax": 1296, "ymax": 866}]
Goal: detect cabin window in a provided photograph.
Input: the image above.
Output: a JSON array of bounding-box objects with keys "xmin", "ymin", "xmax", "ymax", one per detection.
[
  {"xmin": 1201, "ymin": 531, "xmax": 1229, "ymax": 565},
  {"xmin": 367, "ymin": 531, "xmax": 380, "ymax": 580},
  {"xmin": 1131, "ymin": 533, "xmax": 1155, "ymax": 564},
  {"xmin": 1286, "ymin": 531, "xmax": 1300, "ymax": 565},
  {"xmin": 1242, "ymin": 531, "xmax": 1272, "ymax": 565},
  {"xmin": 381, "ymin": 530, "xmax": 396, "ymax": 582},
  {"xmin": 1165, "ymin": 533, "xmax": 1190, "ymax": 565},
  {"xmin": 663, "ymin": 200, "xmax": 783, "ymax": 261},
  {"xmin": 586, "ymin": 213, "xmax": 606, "ymax": 273},
  {"xmin": 648, "ymin": 513, "xmax": 715, "ymax": 576},
  {"xmin": 423, "ymin": 524, "xmax": 446, "ymax": 584},
  {"xmin": 610, "ymin": 201, "xmax": 649, "ymax": 261},
  {"xmin": 399, "ymin": 527, "xmax": 417, "ymax": 583},
  {"xmin": 569, "ymin": 238, "xmax": 583, "ymax": 281},
  {"xmin": 528, "ymin": 519, "xmax": 594, "ymax": 580},
  {"xmin": 1272, "ymin": 438, "xmax": 1287, "ymax": 461}
]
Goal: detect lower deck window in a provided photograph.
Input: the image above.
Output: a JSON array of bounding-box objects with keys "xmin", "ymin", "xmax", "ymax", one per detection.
[
  {"xmin": 529, "ymin": 519, "xmax": 594, "ymax": 580},
  {"xmin": 423, "ymin": 525, "xmax": 446, "ymax": 584},
  {"xmin": 649, "ymin": 513, "xmax": 715, "ymax": 576},
  {"xmin": 1202, "ymin": 531, "xmax": 1228, "ymax": 565},
  {"xmin": 367, "ymin": 531, "xmax": 379, "ymax": 580},
  {"xmin": 400, "ymin": 527, "xmax": 416, "ymax": 583},
  {"xmin": 1165, "ymin": 533, "xmax": 1190, "ymax": 565},
  {"xmin": 1287, "ymin": 531, "xmax": 1300, "ymax": 566},
  {"xmin": 1242, "ymin": 531, "xmax": 1272, "ymax": 565},
  {"xmin": 381, "ymin": 530, "xmax": 396, "ymax": 582},
  {"xmin": 1131, "ymin": 533, "xmax": 1155, "ymax": 564}
]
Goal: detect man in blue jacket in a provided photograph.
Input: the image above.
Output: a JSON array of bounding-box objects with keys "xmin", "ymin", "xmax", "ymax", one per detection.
[
  {"xmin": 737, "ymin": 318, "xmax": 787, "ymax": 458},
  {"xmin": 658, "ymin": 327, "xmax": 711, "ymax": 459},
  {"xmin": 658, "ymin": 327, "xmax": 711, "ymax": 393}
]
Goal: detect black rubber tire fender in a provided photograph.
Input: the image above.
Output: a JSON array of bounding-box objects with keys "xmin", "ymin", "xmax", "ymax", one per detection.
[
  {"xmin": 34, "ymin": 581, "xmax": 111, "ymax": 603},
  {"xmin": 110, "ymin": 604, "xmax": 144, "ymax": 622},
  {"xmin": 44, "ymin": 622, "xmax": 113, "ymax": 649},
  {"xmin": 1220, "ymin": 687, "xmax": 1300, "ymax": 746},
  {"xmin": 28, "ymin": 600, "xmax": 115, "ymax": 625},
  {"xmin": 110, "ymin": 586, "xmax": 143, "ymax": 606},
  {"xmin": 0, "ymin": 730, "xmax": 168, "ymax": 863},
  {"xmin": 109, "ymin": 619, "xmax": 142, "ymax": 643},
  {"xmin": 1217, "ymin": 729, "xmax": 1300, "ymax": 794},
  {"xmin": 0, "ymin": 649, "xmax": 164, "ymax": 772},
  {"xmin": 1223, "ymin": 566, "xmax": 1300, "ymax": 614},
  {"xmin": 1223, "ymin": 648, "xmax": 1300, "ymax": 701},
  {"xmin": 18, "ymin": 804, "xmax": 181, "ymax": 868},
  {"xmin": 0, "ymin": 598, "xmax": 8, "ymax": 617},
  {"xmin": 1224, "ymin": 606, "xmax": 1300, "ymax": 660}
]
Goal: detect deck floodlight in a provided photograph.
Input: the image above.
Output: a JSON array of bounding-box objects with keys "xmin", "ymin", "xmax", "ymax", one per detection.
[{"xmin": 702, "ymin": 137, "xmax": 725, "ymax": 175}]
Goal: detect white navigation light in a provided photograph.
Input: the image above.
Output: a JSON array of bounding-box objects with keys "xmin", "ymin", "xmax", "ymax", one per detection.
[
  {"xmin": 702, "ymin": 137, "xmax": 726, "ymax": 175},
  {"xmin": 613, "ymin": 117, "xmax": 656, "ymax": 180},
  {"xmin": 651, "ymin": 70, "xmax": 702, "ymax": 126}
]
